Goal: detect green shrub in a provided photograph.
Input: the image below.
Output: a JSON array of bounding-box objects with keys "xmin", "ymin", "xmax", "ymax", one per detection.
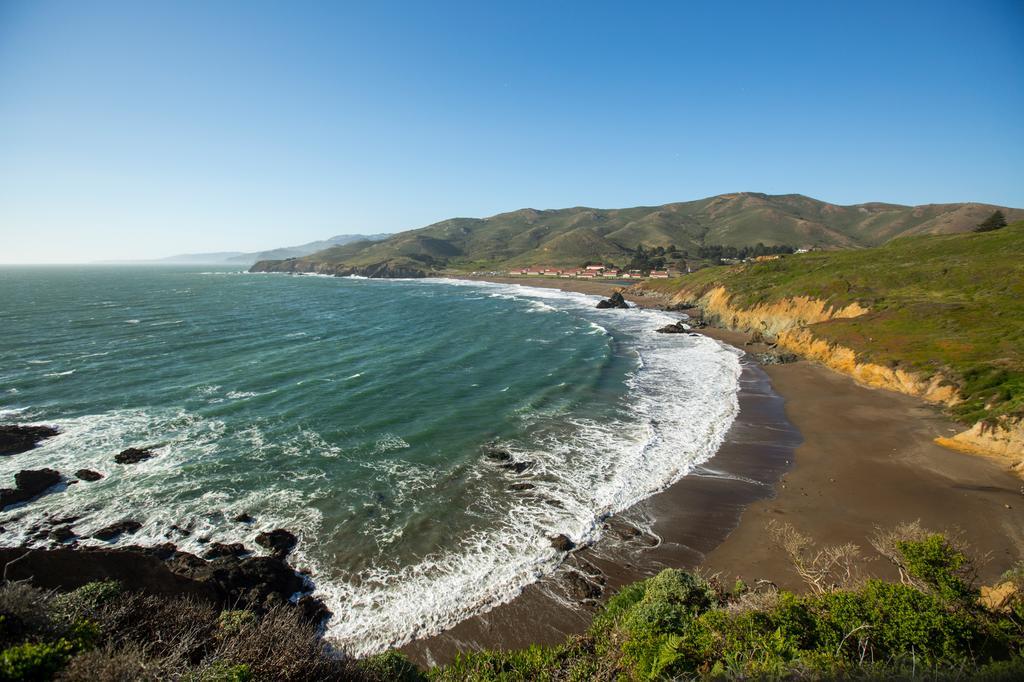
[
  {"xmin": 51, "ymin": 580, "xmax": 122, "ymax": 623},
  {"xmin": 198, "ymin": 660, "xmax": 253, "ymax": 682},
  {"xmin": 217, "ymin": 610, "xmax": 257, "ymax": 638},
  {"xmin": 359, "ymin": 650, "xmax": 424, "ymax": 681},
  {"xmin": 896, "ymin": 534, "xmax": 979, "ymax": 604},
  {"xmin": 0, "ymin": 639, "xmax": 74, "ymax": 681}
]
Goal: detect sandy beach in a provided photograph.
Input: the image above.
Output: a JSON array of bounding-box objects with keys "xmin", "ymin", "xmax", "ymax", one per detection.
[{"xmin": 402, "ymin": 275, "xmax": 1024, "ymax": 666}]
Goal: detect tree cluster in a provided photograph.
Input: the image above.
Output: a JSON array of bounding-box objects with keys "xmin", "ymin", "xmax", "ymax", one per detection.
[{"xmin": 975, "ymin": 210, "xmax": 1007, "ymax": 233}]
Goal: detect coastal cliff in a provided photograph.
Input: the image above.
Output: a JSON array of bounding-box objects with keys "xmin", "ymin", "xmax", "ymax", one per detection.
[
  {"xmin": 639, "ymin": 281, "xmax": 1024, "ymax": 473},
  {"xmin": 250, "ymin": 258, "xmax": 430, "ymax": 278}
]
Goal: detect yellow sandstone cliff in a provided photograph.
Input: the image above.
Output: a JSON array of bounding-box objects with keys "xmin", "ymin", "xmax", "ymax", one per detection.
[{"xmin": 661, "ymin": 285, "xmax": 1023, "ymax": 473}]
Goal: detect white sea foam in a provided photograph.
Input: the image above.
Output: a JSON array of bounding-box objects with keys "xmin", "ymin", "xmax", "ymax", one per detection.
[
  {"xmin": 1, "ymin": 277, "xmax": 742, "ymax": 658},
  {"xmin": 126, "ymin": 319, "xmax": 141, "ymax": 324},
  {"xmin": 43, "ymin": 370, "xmax": 75, "ymax": 377},
  {"xmin": 226, "ymin": 391, "xmax": 261, "ymax": 399},
  {"xmin": 301, "ymin": 278, "xmax": 742, "ymax": 655}
]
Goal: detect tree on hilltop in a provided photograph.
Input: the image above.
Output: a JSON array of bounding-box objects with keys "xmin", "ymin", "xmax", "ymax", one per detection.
[{"xmin": 975, "ymin": 210, "xmax": 1007, "ymax": 232}]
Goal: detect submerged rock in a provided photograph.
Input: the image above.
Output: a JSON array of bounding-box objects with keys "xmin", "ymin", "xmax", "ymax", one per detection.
[
  {"xmin": 93, "ymin": 520, "xmax": 142, "ymax": 541},
  {"xmin": 596, "ymin": 291, "xmax": 630, "ymax": 309},
  {"xmin": 115, "ymin": 447, "xmax": 156, "ymax": 464},
  {"xmin": 75, "ymin": 469, "xmax": 104, "ymax": 482},
  {"xmin": 509, "ymin": 483, "xmax": 536, "ymax": 491},
  {"xmin": 500, "ymin": 460, "xmax": 534, "ymax": 474},
  {"xmin": 232, "ymin": 512, "xmax": 255, "ymax": 524},
  {"xmin": 0, "ymin": 425, "xmax": 60, "ymax": 456},
  {"xmin": 255, "ymin": 528, "xmax": 297, "ymax": 559},
  {"xmin": 481, "ymin": 443, "xmax": 513, "ymax": 461},
  {"xmin": 0, "ymin": 468, "xmax": 63, "ymax": 509}
]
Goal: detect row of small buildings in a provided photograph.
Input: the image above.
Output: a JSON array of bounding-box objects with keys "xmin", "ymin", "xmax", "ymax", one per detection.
[{"xmin": 513, "ymin": 264, "xmax": 673, "ymax": 279}]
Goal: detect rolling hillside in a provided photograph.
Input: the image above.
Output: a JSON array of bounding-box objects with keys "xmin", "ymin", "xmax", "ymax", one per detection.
[
  {"xmin": 251, "ymin": 193, "xmax": 1023, "ymax": 275},
  {"xmin": 638, "ymin": 221, "xmax": 1024, "ymax": 468}
]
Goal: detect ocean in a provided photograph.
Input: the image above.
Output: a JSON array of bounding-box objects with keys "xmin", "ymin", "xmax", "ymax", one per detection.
[{"xmin": 0, "ymin": 266, "xmax": 742, "ymax": 654}]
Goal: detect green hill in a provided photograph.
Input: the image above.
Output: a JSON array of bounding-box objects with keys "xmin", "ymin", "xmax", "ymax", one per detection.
[
  {"xmin": 251, "ymin": 193, "xmax": 1023, "ymax": 275},
  {"xmin": 641, "ymin": 222, "xmax": 1024, "ymax": 434}
]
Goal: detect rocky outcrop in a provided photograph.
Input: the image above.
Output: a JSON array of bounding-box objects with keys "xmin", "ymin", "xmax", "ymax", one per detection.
[
  {"xmin": 653, "ymin": 283, "xmax": 1022, "ymax": 470},
  {"xmin": 0, "ymin": 425, "xmax": 59, "ymax": 456},
  {"xmin": 115, "ymin": 447, "xmax": 156, "ymax": 464},
  {"xmin": 249, "ymin": 258, "xmax": 429, "ymax": 278},
  {"xmin": 93, "ymin": 520, "xmax": 142, "ymax": 540},
  {"xmin": 935, "ymin": 418, "xmax": 1024, "ymax": 466},
  {"xmin": 550, "ymin": 534, "xmax": 575, "ymax": 552},
  {"xmin": 0, "ymin": 468, "xmax": 63, "ymax": 509},
  {"xmin": 596, "ymin": 291, "xmax": 630, "ymax": 309},
  {"xmin": 255, "ymin": 528, "xmax": 297, "ymax": 559},
  {"xmin": 655, "ymin": 321, "xmax": 690, "ymax": 334},
  {"xmin": 756, "ymin": 351, "xmax": 799, "ymax": 365},
  {"xmin": 75, "ymin": 469, "xmax": 104, "ymax": 482},
  {"xmin": 0, "ymin": 544, "xmax": 327, "ymax": 621}
]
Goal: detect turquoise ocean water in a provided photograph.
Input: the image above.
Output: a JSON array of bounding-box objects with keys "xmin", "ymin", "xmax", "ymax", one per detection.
[{"xmin": 0, "ymin": 266, "xmax": 741, "ymax": 653}]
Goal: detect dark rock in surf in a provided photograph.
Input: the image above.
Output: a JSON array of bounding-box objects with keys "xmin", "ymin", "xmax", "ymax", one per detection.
[
  {"xmin": 296, "ymin": 594, "xmax": 331, "ymax": 624},
  {"xmin": 655, "ymin": 321, "xmax": 689, "ymax": 334},
  {"xmin": 550, "ymin": 534, "xmax": 576, "ymax": 552},
  {"xmin": 0, "ymin": 425, "xmax": 60, "ymax": 456},
  {"xmin": 255, "ymin": 528, "xmax": 297, "ymax": 559},
  {"xmin": 596, "ymin": 291, "xmax": 630, "ymax": 309},
  {"xmin": 509, "ymin": 483, "xmax": 535, "ymax": 491},
  {"xmin": 50, "ymin": 525, "xmax": 76, "ymax": 542},
  {"xmin": 75, "ymin": 469, "xmax": 103, "ymax": 482},
  {"xmin": 115, "ymin": 447, "xmax": 156, "ymax": 464},
  {"xmin": 93, "ymin": 520, "xmax": 142, "ymax": 541},
  {"xmin": 0, "ymin": 468, "xmax": 63, "ymax": 509},
  {"xmin": 232, "ymin": 512, "xmax": 255, "ymax": 523}
]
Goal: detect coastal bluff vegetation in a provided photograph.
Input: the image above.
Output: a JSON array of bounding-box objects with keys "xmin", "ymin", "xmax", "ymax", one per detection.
[
  {"xmin": 248, "ymin": 192, "xmax": 1023, "ymax": 278},
  {"xmin": 635, "ymin": 220, "xmax": 1024, "ymax": 474},
  {"xmin": 1, "ymin": 523, "xmax": 1021, "ymax": 680}
]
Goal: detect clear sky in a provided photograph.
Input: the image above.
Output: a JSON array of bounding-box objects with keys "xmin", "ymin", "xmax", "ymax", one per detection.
[{"xmin": 1, "ymin": 1, "xmax": 1022, "ymax": 263}]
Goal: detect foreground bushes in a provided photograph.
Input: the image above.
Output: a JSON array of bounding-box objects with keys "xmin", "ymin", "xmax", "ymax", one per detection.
[
  {"xmin": 1, "ymin": 524, "xmax": 1022, "ymax": 680},
  {"xmin": 0, "ymin": 579, "xmax": 379, "ymax": 681},
  {"xmin": 432, "ymin": 526, "xmax": 1024, "ymax": 681}
]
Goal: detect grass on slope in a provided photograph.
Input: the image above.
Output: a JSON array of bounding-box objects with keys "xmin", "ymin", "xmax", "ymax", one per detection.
[{"xmin": 644, "ymin": 222, "xmax": 1024, "ymax": 425}]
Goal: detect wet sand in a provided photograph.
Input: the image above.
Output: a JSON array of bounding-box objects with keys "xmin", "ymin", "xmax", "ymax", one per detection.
[{"xmin": 404, "ymin": 275, "xmax": 1024, "ymax": 667}]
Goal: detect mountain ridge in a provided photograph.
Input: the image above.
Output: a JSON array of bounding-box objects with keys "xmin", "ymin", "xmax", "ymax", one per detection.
[{"xmin": 250, "ymin": 193, "xmax": 1024, "ymax": 276}]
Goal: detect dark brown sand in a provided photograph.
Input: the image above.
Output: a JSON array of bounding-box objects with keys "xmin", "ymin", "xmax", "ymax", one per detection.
[
  {"xmin": 700, "ymin": 326, "xmax": 1024, "ymax": 590},
  {"xmin": 403, "ymin": 276, "xmax": 1024, "ymax": 667}
]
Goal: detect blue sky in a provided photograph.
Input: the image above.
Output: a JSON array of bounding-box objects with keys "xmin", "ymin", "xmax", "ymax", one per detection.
[{"xmin": 1, "ymin": 1, "xmax": 1022, "ymax": 262}]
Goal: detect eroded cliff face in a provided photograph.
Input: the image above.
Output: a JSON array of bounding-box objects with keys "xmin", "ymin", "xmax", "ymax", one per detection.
[
  {"xmin": 249, "ymin": 259, "xmax": 429, "ymax": 278},
  {"xmin": 655, "ymin": 284, "xmax": 1023, "ymax": 472}
]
